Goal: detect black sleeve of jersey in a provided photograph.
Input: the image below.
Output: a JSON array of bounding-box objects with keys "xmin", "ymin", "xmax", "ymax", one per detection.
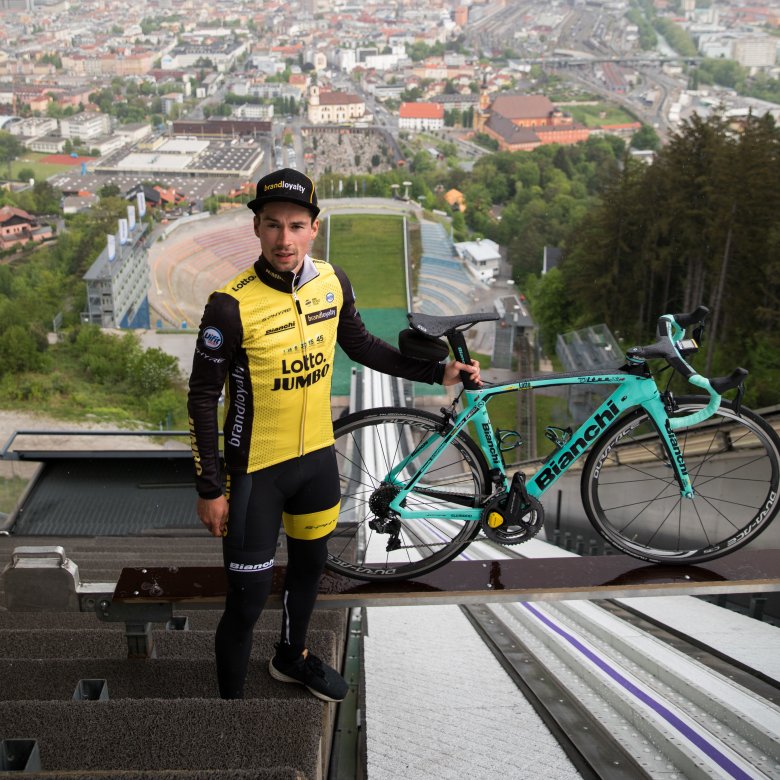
[
  {"xmin": 333, "ymin": 266, "xmax": 446, "ymax": 385},
  {"xmin": 187, "ymin": 292, "xmax": 242, "ymax": 498}
]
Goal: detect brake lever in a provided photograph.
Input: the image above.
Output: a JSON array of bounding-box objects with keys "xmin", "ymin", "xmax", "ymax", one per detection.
[{"xmin": 734, "ymin": 382, "xmax": 745, "ymax": 418}]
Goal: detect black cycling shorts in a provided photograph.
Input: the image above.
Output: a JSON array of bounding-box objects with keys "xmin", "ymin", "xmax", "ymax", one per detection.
[{"xmin": 221, "ymin": 446, "xmax": 340, "ymax": 578}]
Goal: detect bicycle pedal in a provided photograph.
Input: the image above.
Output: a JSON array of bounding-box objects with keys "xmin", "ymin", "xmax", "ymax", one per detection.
[{"xmin": 486, "ymin": 510, "xmax": 505, "ymax": 529}]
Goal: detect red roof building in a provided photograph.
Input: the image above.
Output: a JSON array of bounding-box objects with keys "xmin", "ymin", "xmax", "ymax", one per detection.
[
  {"xmin": 398, "ymin": 102, "xmax": 445, "ymax": 131},
  {"xmin": 0, "ymin": 206, "xmax": 52, "ymax": 249},
  {"xmin": 477, "ymin": 93, "xmax": 590, "ymax": 151}
]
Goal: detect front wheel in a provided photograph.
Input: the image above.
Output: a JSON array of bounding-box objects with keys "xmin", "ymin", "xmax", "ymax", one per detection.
[
  {"xmin": 327, "ymin": 407, "xmax": 490, "ymax": 581},
  {"xmin": 581, "ymin": 397, "xmax": 780, "ymax": 564}
]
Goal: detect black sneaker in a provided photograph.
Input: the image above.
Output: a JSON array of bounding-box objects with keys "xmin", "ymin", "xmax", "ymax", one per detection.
[{"xmin": 269, "ymin": 647, "xmax": 348, "ymax": 702}]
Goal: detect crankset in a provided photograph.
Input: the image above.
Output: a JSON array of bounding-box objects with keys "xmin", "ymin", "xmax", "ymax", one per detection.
[{"xmin": 480, "ymin": 472, "xmax": 544, "ymax": 545}]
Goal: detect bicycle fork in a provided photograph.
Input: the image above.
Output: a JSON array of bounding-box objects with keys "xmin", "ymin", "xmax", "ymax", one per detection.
[{"xmin": 644, "ymin": 395, "xmax": 695, "ymax": 498}]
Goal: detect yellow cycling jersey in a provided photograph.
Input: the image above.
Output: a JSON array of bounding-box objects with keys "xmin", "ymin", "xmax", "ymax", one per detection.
[{"xmin": 188, "ymin": 254, "xmax": 445, "ymax": 498}]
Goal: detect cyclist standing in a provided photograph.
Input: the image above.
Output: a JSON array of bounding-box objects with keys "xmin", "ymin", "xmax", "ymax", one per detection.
[{"xmin": 187, "ymin": 167, "xmax": 481, "ymax": 701}]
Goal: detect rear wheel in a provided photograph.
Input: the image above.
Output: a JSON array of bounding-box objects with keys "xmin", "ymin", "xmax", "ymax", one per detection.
[
  {"xmin": 328, "ymin": 407, "xmax": 490, "ymax": 581},
  {"xmin": 581, "ymin": 397, "xmax": 780, "ymax": 564}
]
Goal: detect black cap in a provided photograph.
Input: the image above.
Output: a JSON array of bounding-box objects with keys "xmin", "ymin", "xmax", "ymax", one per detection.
[{"xmin": 246, "ymin": 168, "xmax": 319, "ymax": 217}]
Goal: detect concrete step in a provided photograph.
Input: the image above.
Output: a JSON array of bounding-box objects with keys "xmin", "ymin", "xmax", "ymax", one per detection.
[
  {"xmin": 5, "ymin": 772, "xmax": 302, "ymax": 780},
  {"xmin": 0, "ymin": 657, "xmax": 338, "ymax": 701},
  {"xmin": 0, "ymin": 699, "xmax": 323, "ymax": 778},
  {"xmin": 0, "ymin": 628, "xmax": 337, "ymax": 662},
  {"xmin": 0, "ymin": 608, "xmax": 347, "ymax": 634}
]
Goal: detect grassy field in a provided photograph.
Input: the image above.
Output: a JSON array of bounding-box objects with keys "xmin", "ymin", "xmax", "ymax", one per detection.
[
  {"xmin": 327, "ymin": 214, "xmax": 407, "ymax": 308},
  {"xmin": 9, "ymin": 152, "xmax": 80, "ymax": 181},
  {"xmin": 324, "ymin": 213, "xmax": 411, "ymax": 394},
  {"xmin": 561, "ymin": 103, "xmax": 638, "ymax": 127}
]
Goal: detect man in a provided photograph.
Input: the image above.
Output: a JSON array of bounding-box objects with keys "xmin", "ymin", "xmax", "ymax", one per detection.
[{"xmin": 188, "ymin": 168, "xmax": 480, "ymax": 702}]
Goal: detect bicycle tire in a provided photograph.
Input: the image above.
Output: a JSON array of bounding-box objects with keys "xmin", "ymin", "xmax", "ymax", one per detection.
[
  {"xmin": 581, "ymin": 396, "xmax": 780, "ymax": 564},
  {"xmin": 327, "ymin": 406, "xmax": 490, "ymax": 581}
]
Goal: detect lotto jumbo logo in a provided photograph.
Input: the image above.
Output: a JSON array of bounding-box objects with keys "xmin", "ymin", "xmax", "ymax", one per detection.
[{"xmin": 202, "ymin": 327, "xmax": 223, "ymax": 350}]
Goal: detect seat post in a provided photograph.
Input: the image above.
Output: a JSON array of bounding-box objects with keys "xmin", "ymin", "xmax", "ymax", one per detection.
[{"xmin": 447, "ymin": 331, "xmax": 479, "ymax": 390}]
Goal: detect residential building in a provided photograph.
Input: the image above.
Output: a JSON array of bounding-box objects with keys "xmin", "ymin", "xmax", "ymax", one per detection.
[
  {"xmin": 83, "ymin": 208, "xmax": 150, "ymax": 329},
  {"xmin": 303, "ymin": 49, "xmax": 328, "ymax": 71},
  {"xmin": 398, "ymin": 101, "xmax": 444, "ymax": 131},
  {"xmin": 370, "ymin": 83, "xmax": 406, "ymax": 102},
  {"xmin": 28, "ymin": 134, "xmax": 67, "ymax": 153},
  {"xmin": 6, "ymin": 117, "xmax": 57, "ymax": 138},
  {"xmin": 288, "ymin": 73, "xmax": 309, "ymax": 97},
  {"xmin": 455, "ymin": 237, "xmax": 501, "ymax": 282},
  {"xmin": 161, "ymin": 40, "xmax": 247, "ymax": 73},
  {"xmin": 733, "ymin": 36, "xmax": 778, "ymax": 69},
  {"xmin": 59, "ymin": 112, "xmax": 111, "ymax": 142},
  {"xmin": 161, "ymin": 92, "xmax": 184, "ymax": 115},
  {"xmin": 233, "ymin": 102, "xmax": 274, "ymax": 120},
  {"xmin": 0, "ymin": 206, "xmax": 52, "ymax": 249},
  {"xmin": 454, "ymin": 6, "xmax": 469, "ymax": 27},
  {"xmin": 430, "ymin": 93, "xmax": 480, "ymax": 112},
  {"xmin": 246, "ymin": 55, "xmax": 284, "ymax": 76},
  {"xmin": 336, "ymin": 48, "xmax": 357, "ymax": 72}
]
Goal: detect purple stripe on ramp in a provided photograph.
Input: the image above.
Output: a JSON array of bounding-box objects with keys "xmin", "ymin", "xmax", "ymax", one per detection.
[{"xmin": 520, "ymin": 601, "xmax": 752, "ymax": 780}]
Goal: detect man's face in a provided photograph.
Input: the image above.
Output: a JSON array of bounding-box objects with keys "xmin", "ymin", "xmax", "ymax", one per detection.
[{"xmin": 253, "ymin": 201, "xmax": 319, "ymax": 275}]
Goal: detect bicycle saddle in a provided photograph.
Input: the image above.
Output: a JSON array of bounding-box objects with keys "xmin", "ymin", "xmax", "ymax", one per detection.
[{"xmin": 408, "ymin": 311, "xmax": 500, "ymax": 338}]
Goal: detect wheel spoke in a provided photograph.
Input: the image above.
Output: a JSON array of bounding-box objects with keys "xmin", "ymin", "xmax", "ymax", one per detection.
[
  {"xmin": 584, "ymin": 400, "xmax": 780, "ymax": 563},
  {"xmin": 329, "ymin": 410, "xmax": 488, "ymax": 580}
]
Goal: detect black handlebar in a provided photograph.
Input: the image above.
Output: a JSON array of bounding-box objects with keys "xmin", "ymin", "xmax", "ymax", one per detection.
[
  {"xmin": 627, "ymin": 339, "xmax": 694, "ymax": 377},
  {"xmin": 710, "ymin": 368, "xmax": 748, "ymax": 394},
  {"xmin": 667, "ymin": 305, "xmax": 710, "ymax": 331},
  {"xmin": 629, "ymin": 306, "xmax": 748, "ymax": 394}
]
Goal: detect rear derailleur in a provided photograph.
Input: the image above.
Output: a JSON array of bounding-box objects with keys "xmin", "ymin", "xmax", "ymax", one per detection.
[
  {"xmin": 368, "ymin": 482, "xmax": 402, "ymax": 552},
  {"xmin": 481, "ymin": 472, "xmax": 544, "ymax": 545}
]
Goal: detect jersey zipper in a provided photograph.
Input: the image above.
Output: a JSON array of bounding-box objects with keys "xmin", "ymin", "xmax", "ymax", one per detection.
[{"xmin": 292, "ymin": 285, "xmax": 307, "ymax": 456}]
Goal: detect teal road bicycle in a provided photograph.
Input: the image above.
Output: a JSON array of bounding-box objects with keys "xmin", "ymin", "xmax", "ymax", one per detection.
[{"xmin": 327, "ymin": 306, "xmax": 780, "ymax": 582}]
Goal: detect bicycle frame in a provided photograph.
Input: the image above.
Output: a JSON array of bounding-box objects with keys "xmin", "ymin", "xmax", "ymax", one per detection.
[{"xmin": 384, "ymin": 370, "xmax": 695, "ymax": 524}]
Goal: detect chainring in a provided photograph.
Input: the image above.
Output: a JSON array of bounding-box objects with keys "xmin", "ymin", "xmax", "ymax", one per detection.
[{"xmin": 480, "ymin": 492, "xmax": 544, "ymax": 545}]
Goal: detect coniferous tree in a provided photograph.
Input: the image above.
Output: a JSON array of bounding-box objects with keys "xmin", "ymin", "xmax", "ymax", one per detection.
[{"xmin": 558, "ymin": 111, "xmax": 780, "ymax": 406}]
